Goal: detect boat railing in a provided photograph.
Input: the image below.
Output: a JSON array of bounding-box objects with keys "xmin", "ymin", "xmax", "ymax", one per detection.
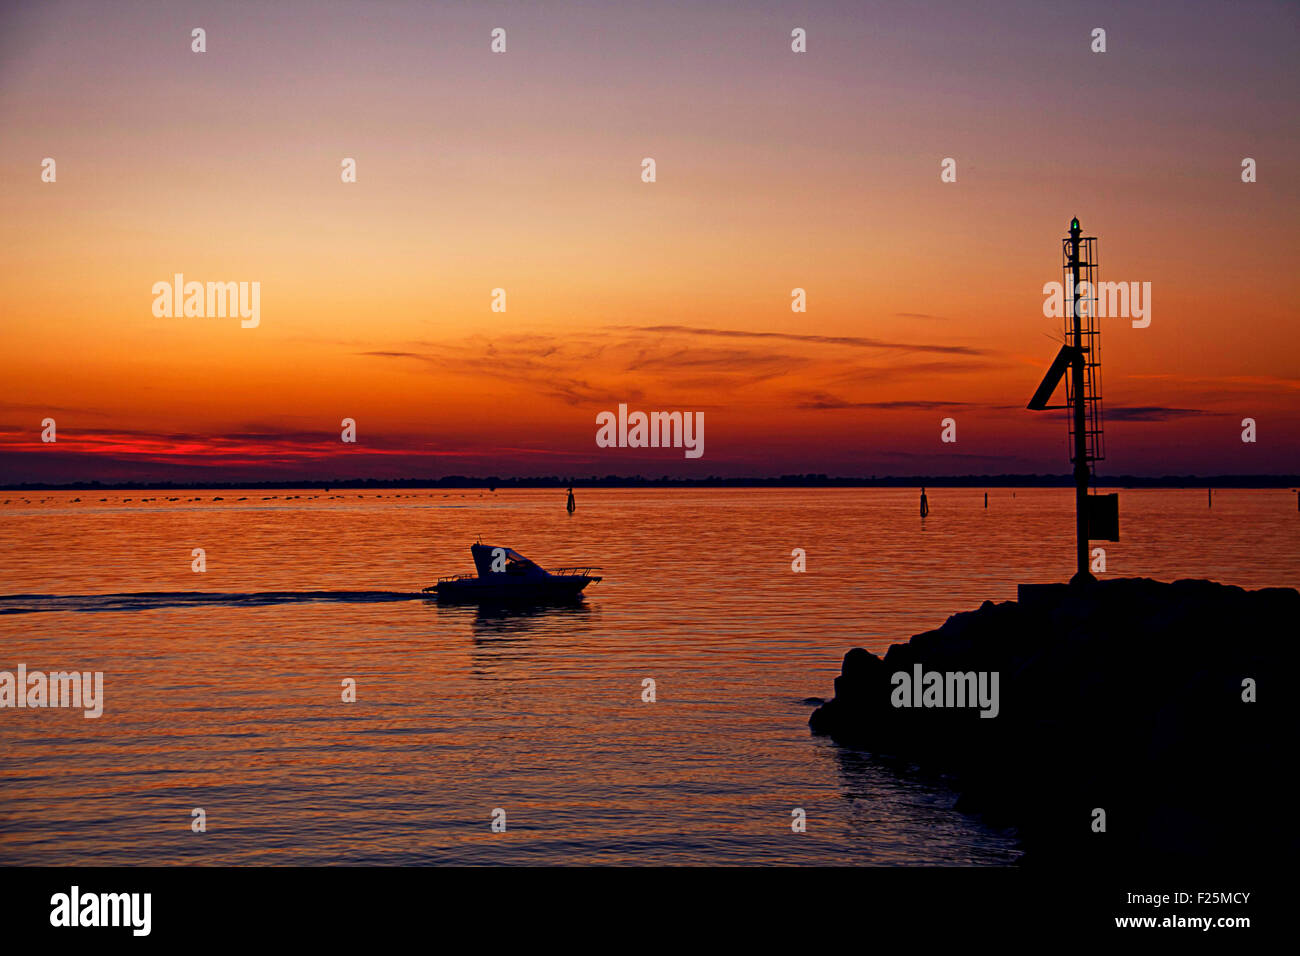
[
  {"xmin": 548, "ymin": 566, "xmax": 602, "ymax": 577},
  {"xmin": 435, "ymin": 566, "xmax": 603, "ymax": 583}
]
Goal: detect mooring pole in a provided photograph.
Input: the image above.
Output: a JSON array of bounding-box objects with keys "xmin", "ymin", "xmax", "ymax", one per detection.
[{"xmin": 1069, "ymin": 219, "xmax": 1094, "ymax": 584}]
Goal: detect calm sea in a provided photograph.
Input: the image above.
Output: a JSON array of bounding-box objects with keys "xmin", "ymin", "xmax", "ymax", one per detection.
[{"xmin": 1, "ymin": 487, "xmax": 1295, "ymax": 865}]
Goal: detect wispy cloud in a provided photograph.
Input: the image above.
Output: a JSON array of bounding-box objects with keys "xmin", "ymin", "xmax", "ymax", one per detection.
[
  {"xmin": 612, "ymin": 325, "xmax": 986, "ymax": 356},
  {"xmin": 1104, "ymin": 406, "xmax": 1215, "ymax": 422},
  {"xmin": 796, "ymin": 394, "xmax": 980, "ymax": 411}
]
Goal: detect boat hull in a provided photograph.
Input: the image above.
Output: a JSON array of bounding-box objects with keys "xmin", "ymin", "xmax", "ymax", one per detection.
[{"xmin": 431, "ymin": 574, "xmax": 598, "ymax": 605}]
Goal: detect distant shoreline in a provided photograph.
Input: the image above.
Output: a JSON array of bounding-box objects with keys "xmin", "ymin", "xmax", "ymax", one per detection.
[{"xmin": 3, "ymin": 474, "xmax": 1297, "ymax": 491}]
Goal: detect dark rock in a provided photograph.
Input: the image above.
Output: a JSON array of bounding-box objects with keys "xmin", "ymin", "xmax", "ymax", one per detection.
[{"xmin": 808, "ymin": 577, "xmax": 1297, "ymax": 867}]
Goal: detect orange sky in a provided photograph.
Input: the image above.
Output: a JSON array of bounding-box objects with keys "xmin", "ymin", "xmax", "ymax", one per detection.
[{"xmin": 2, "ymin": 0, "xmax": 1297, "ymax": 481}]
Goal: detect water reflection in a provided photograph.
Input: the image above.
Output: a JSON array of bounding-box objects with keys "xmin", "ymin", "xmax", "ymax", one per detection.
[
  {"xmin": 470, "ymin": 600, "xmax": 593, "ymax": 635},
  {"xmin": 428, "ymin": 600, "xmax": 599, "ymax": 678},
  {"xmin": 827, "ymin": 744, "xmax": 1021, "ymax": 864}
]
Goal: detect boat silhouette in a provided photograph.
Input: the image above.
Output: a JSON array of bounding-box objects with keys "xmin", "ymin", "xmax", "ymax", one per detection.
[{"xmin": 424, "ymin": 543, "xmax": 602, "ymax": 604}]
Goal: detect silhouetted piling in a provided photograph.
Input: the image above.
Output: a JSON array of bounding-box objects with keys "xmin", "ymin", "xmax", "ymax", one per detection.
[{"xmin": 920, "ymin": 487, "xmax": 929, "ymax": 518}]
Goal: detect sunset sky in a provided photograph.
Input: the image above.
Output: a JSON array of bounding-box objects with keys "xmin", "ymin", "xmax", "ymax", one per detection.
[{"xmin": 2, "ymin": 0, "xmax": 1297, "ymax": 482}]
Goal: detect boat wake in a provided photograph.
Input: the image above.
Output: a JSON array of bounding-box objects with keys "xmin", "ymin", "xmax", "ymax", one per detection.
[{"xmin": 0, "ymin": 590, "xmax": 432, "ymax": 615}]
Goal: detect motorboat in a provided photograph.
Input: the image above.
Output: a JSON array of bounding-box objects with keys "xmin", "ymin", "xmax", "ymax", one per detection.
[{"xmin": 424, "ymin": 543, "xmax": 601, "ymax": 604}]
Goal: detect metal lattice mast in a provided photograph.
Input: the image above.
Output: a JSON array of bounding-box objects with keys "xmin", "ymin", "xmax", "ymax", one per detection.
[
  {"xmin": 1068, "ymin": 220, "xmax": 1090, "ymax": 581},
  {"xmin": 1029, "ymin": 217, "xmax": 1114, "ymax": 583}
]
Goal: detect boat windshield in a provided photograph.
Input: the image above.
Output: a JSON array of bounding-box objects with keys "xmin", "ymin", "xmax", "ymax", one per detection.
[
  {"xmin": 471, "ymin": 544, "xmax": 547, "ymax": 577},
  {"xmin": 504, "ymin": 554, "xmax": 541, "ymax": 574}
]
